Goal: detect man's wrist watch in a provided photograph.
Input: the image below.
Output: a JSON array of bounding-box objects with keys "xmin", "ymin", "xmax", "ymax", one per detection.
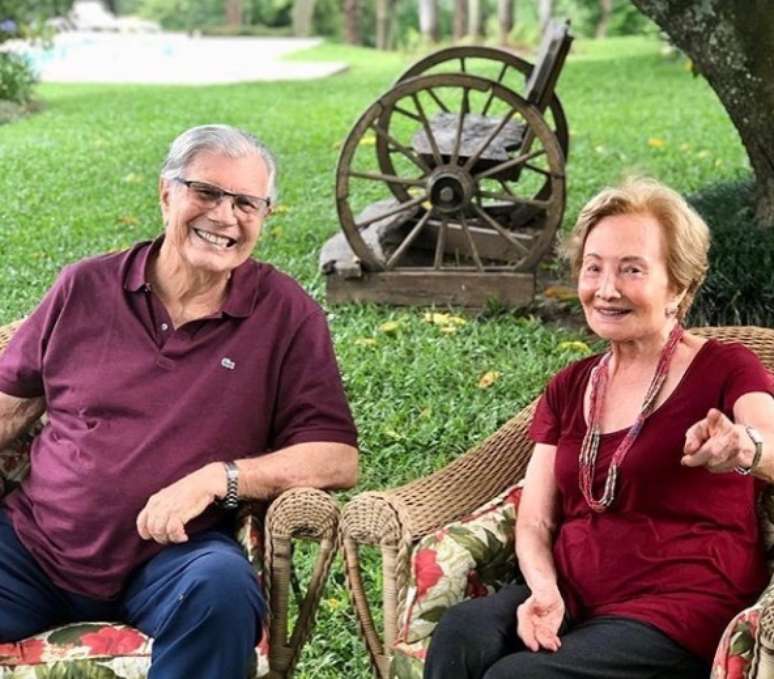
[
  {"xmin": 221, "ymin": 461, "xmax": 240, "ymax": 509},
  {"xmin": 735, "ymin": 426, "xmax": 764, "ymax": 476}
]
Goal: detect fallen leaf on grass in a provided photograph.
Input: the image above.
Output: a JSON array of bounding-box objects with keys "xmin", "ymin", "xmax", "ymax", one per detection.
[
  {"xmin": 478, "ymin": 371, "xmax": 502, "ymax": 389},
  {"xmin": 117, "ymin": 214, "xmax": 138, "ymax": 226},
  {"xmin": 543, "ymin": 285, "xmax": 578, "ymax": 302},
  {"xmin": 647, "ymin": 137, "xmax": 666, "ymax": 149},
  {"xmin": 378, "ymin": 321, "xmax": 401, "ymax": 335},
  {"xmin": 354, "ymin": 337, "xmax": 378, "ymax": 347},
  {"xmin": 123, "ymin": 172, "xmax": 142, "ymax": 184},
  {"xmin": 558, "ymin": 340, "xmax": 591, "ymax": 354}
]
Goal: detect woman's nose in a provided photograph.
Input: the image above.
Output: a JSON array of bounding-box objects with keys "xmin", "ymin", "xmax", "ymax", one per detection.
[{"xmin": 595, "ymin": 272, "xmax": 621, "ymax": 299}]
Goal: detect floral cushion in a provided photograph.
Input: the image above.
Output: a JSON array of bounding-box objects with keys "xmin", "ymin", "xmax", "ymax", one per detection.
[
  {"xmin": 390, "ymin": 637, "xmax": 430, "ymax": 679},
  {"xmin": 0, "ymin": 430, "xmax": 270, "ymax": 678},
  {"xmin": 397, "ymin": 482, "xmax": 523, "ymax": 645}
]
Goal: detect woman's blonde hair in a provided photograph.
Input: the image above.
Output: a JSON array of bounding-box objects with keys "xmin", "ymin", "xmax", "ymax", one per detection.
[{"xmin": 562, "ymin": 177, "xmax": 710, "ymax": 319}]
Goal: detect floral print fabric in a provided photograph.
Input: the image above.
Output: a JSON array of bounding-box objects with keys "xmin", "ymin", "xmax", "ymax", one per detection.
[
  {"xmin": 392, "ymin": 482, "xmax": 774, "ymax": 679},
  {"xmin": 0, "ymin": 433, "xmax": 270, "ymax": 678}
]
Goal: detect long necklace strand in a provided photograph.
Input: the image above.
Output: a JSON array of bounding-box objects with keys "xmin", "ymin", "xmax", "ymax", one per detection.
[{"xmin": 579, "ymin": 323, "xmax": 684, "ymax": 512}]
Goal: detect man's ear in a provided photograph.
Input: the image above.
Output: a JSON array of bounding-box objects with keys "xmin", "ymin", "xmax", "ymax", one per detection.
[{"xmin": 159, "ymin": 177, "xmax": 172, "ymax": 220}]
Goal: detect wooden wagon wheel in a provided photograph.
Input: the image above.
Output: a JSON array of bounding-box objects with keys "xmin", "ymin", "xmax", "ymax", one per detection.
[
  {"xmin": 335, "ymin": 73, "xmax": 565, "ymax": 273},
  {"xmin": 391, "ymin": 45, "xmax": 569, "ymax": 161}
]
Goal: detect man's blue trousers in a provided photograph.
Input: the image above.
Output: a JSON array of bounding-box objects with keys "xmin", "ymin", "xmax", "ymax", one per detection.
[{"xmin": 0, "ymin": 510, "xmax": 265, "ymax": 678}]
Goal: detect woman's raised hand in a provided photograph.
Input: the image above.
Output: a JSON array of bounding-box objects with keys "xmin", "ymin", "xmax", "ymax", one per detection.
[{"xmin": 516, "ymin": 589, "xmax": 565, "ymax": 652}]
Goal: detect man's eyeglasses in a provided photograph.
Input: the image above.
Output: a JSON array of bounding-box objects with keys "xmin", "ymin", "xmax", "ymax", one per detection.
[{"xmin": 173, "ymin": 177, "xmax": 271, "ymax": 217}]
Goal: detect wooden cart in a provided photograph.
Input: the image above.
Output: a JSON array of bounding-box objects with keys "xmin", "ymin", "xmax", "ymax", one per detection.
[{"xmin": 322, "ymin": 20, "xmax": 573, "ymax": 308}]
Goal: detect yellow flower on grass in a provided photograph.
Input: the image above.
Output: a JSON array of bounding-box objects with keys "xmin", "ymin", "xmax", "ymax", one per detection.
[
  {"xmin": 326, "ymin": 597, "xmax": 342, "ymax": 610},
  {"xmin": 354, "ymin": 337, "xmax": 378, "ymax": 347},
  {"xmin": 378, "ymin": 320, "xmax": 401, "ymax": 335},
  {"xmin": 358, "ymin": 133, "xmax": 376, "ymax": 147},
  {"xmin": 647, "ymin": 137, "xmax": 666, "ymax": 149},
  {"xmin": 478, "ymin": 371, "xmax": 502, "ymax": 389},
  {"xmin": 270, "ymin": 226, "xmax": 284, "ymax": 239},
  {"xmin": 697, "ymin": 150, "xmax": 710, "ymax": 159},
  {"xmin": 272, "ymin": 204, "xmax": 290, "ymax": 215},
  {"xmin": 558, "ymin": 340, "xmax": 591, "ymax": 354},
  {"xmin": 123, "ymin": 172, "xmax": 142, "ymax": 183}
]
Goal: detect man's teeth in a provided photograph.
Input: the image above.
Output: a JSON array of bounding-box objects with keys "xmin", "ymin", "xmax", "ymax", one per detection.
[{"xmin": 195, "ymin": 229, "xmax": 235, "ymax": 248}]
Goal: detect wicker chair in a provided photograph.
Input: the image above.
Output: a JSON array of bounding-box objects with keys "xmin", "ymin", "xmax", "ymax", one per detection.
[
  {"xmin": 0, "ymin": 320, "xmax": 337, "ymax": 679},
  {"xmin": 340, "ymin": 326, "xmax": 774, "ymax": 679}
]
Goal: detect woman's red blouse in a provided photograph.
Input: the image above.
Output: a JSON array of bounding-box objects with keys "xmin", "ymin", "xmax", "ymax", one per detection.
[{"xmin": 529, "ymin": 339, "xmax": 773, "ymax": 662}]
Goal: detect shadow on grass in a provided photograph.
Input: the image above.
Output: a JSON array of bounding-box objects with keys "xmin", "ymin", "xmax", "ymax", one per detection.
[{"xmin": 687, "ymin": 178, "xmax": 774, "ymax": 328}]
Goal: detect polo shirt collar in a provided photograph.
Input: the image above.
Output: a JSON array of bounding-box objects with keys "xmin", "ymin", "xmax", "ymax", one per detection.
[{"xmin": 122, "ymin": 237, "xmax": 261, "ymax": 318}]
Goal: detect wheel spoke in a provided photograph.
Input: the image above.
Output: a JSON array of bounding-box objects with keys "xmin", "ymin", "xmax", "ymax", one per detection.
[
  {"xmin": 386, "ymin": 209, "xmax": 434, "ymax": 270},
  {"xmin": 463, "ymin": 106, "xmax": 517, "ymax": 172},
  {"xmin": 412, "ymin": 93, "xmax": 443, "ymax": 166},
  {"xmin": 481, "ymin": 62, "xmax": 508, "ymax": 116},
  {"xmin": 522, "ymin": 162, "xmax": 554, "ymax": 178},
  {"xmin": 478, "ymin": 190, "xmax": 551, "ymax": 209},
  {"xmin": 348, "ymin": 170, "xmax": 426, "ymax": 186},
  {"xmin": 370, "ymin": 122, "xmax": 431, "ymax": 174},
  {"xmin": 459, "ymin": 214, "xmax": 484, "ymax": 271},
  {"xmin": 459, "ymin": 56, "xmax": 466, "ymax": 73},
  {"xmin": 426, "ymin": 88, "xmax": 450, "ymax": 113},
  {"xmin": 393, "ymin": 105, "xmax": 423, "ymax": 124},
  {"xmin": 434, "ymin": 218, "xmax": 448, "ymax": 269},
  {"xmin": 471, "ymin": 203, "xmax": 530, "ymax": 256},
  {"xmin": 498, "ymin": 179, "xmax": 515, "ymax": 196},
  {"xmin": 355, "ymin": 193, "xmax": 429, "ymax": 229},
  {"xmin": 474, "ymin": 148, "xmax": 547, "ymax": 181},
  {"xmin": 451, "ymin": 88, "xmax": 470, "ymax": 166}
]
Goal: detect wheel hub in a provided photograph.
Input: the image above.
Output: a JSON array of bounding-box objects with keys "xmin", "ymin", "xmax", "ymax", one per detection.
[{"xmin": 427, "ymin": 166, "xmax": 474, "ymax": 214}]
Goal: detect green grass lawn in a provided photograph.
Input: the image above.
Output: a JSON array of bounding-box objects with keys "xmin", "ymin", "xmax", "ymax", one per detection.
[{"xmin": 0, "ymin": 36, "xmax": 754, "ymax": 677}]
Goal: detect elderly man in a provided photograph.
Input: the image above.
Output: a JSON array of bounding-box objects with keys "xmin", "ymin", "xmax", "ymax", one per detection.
[{"xmin": 0, "ymin": 124, "xmax": 358, "ymax": 678}]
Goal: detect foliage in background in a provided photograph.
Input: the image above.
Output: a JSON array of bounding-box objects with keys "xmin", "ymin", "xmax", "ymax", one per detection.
[
  {"xmin": 0, "ymin": 0, "xmax": 68, "ymax": 113},
  {"xmin": 0, "ymin": 37, "xmax": 767, "ymax": 677},
  {"xmin": 127, "ymin": 0, "xmax": 654, "ymax": 46},
  {"xmin": 0, "ymin": 52, "xmax": 36, "ymax": 104},
  {"xmin": 687, "ymin": 181, "xmax": 774, "ymax": 327}
]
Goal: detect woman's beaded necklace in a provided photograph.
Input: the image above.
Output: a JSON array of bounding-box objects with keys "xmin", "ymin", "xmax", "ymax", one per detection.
[{"xmin": 579, "ymin": 323, "xmax": 684, "ymax": 512}]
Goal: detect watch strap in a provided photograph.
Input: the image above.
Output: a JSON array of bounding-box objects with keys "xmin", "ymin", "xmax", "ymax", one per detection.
[
  {"xmin": 735, "ymin": 425, "xmax": 763, "ymax": 476},
  {"xmin": 221, "ymin": 461, "xmax": 240, "ymax": 509}
]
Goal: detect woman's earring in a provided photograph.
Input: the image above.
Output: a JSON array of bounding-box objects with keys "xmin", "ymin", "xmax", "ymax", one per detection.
[{"xmin": 665, "ymin": 306, "xmax": 677, "ymax": 318}]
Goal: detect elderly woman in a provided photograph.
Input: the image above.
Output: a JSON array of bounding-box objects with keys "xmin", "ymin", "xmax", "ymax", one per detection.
[
  {"xmin": 425, "ymin": 177, "xmax": 774, "ymax": 678},
  {"xmin": 0, "ymin": 125, "xmax": 358, "ymax": 677}
]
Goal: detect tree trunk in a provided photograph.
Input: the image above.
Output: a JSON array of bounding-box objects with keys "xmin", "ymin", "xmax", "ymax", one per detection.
[
  {"xmin": 596, "ymin": 0, "xmax": 613, "ymax": 38},
  {"xmin": 292, "ymin": 0, "xmax": 317, "ymax": 36},
  {"xmin": 376, "ymin": 0, "xmax": 394, "ymax": 49},
  {"xmin": 631, "ymin": 0, "xmax": 774, "ymax": 226},
  {"xmin": 453, "ymin": 0, "xmax": 467, "ymax": 40},
  {"xmin": 419, "ymin": 0, "xmax": 439, "ymax": 42},
  {"xmin": 467, "ymin": 0, "xmax": 482, "ymax": 39},
  {"xmin": 225, "ymin": 0, "xmax": 243, "ymax": 27},
  {"xmin": 537, "ymin": 0, "xmax": 552, "ymax": 35},
  {"xmin": 343, "ymin": 0, "xmax": 360, "ymax": 44},
  {"xmin": 498, "ymin": 0, "xmax": 514, "ymax": 45}
]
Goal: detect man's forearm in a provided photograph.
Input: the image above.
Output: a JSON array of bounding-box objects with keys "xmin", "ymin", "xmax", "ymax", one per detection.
[
  {"xmin": 231, "ymin": 442, "xmax": 358, "ymax": 501},
  {"xmin": 0, "ymin": 392, "xmax": 45, "ymax": 449}
]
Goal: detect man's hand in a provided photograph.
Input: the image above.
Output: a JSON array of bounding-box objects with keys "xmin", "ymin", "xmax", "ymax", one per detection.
[
  {"xmin": 136, "ymin": 463, "xmax": 225, "ymax": 544},
  {"xmin": 516, "ymin": 589, "xmax": 565, "ymax": 652},
  {"xmin": 682, "ymin": 408, "xmax": 755, "ymax": 473}
]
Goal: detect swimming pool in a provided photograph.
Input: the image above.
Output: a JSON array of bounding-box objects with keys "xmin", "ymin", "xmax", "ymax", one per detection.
[{"xmin": 10, "ymin": 32, "xmax": 345, "ymax": 85}]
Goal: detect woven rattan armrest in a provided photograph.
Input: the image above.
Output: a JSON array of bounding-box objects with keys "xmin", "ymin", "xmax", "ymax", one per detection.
[
  {"xmin": 264, "ymin": 487, "xmax": 340, "ymax": 679},
  {"xmin": 340, "ymin": 400, "xmax": 536, "ymax": 677}
]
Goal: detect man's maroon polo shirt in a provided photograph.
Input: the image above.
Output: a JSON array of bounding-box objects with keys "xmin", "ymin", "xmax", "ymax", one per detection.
[{"xmin": 0, "ymin": 240, "xmax": 357, "ymax": 599}]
